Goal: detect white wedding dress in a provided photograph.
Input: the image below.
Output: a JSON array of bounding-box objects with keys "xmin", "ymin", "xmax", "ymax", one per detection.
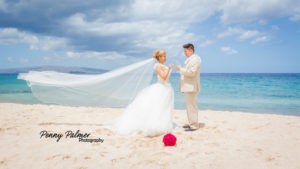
[{"xmin": 104, "ymin": 62, "xmax": 178, "ymax": 136}]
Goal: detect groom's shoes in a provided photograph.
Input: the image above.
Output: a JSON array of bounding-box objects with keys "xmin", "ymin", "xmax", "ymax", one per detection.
[
  {"xmin": 190, "ymin": 122, "xmax": 200, "ymax": 129},
  {"xmin": 184, "ymin": 128, "xmax": 197, "ymax": 132},
  {"xmin": 182, "ymin": 124, "xmax": 191, "ymax": 128},
  {"xmin": 184, "ymin": 123, "xmax": 200, "ymax": 132}
]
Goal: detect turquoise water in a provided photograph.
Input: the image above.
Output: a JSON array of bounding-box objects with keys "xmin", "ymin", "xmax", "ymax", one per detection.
[{"xmin": 1, "ymin": 73, "xmax": 300, "ymax": 116}]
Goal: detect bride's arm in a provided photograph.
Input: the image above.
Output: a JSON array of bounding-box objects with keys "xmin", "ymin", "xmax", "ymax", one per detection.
[{"xmin": 155, "ymin": 64, "xmax": 173, "ymax": 80}]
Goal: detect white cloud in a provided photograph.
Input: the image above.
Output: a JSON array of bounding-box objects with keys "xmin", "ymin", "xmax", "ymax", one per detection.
[
  {"xmin": 65, "ymin": 13, "xmax": 190, "ymax": 39},
  {"xmin": 0, "ymin": 28, "xmax": 38, "ymax": 45},
  {"xmin": 0, "ymin": 28, "xmax": 140, "ymax": 62},
  {"xmin": 1, "ymin": 0, "xmax": 300, "ymax": 66},
  {"xmin": 66, "ymin": 51, "xmax": 128, "ymax": 60},
  {"xmin": 271, "ymin": 25, "xmax": 280, "ymax": 31},
  {"xmin": 220, "ymin": 0, "xmax": 300, "ymax": 24},
  {"xmin": 0, "ymin": 0, "xmax": 7, "ymax": 12},
  {"xmin": 290, "ymin": 14, "xmax": 300, "ymax": 22},
  {"xmin": 199, "ymin": 40, "xmax": 214, "ymax": 47},
  {"xmin": 258, "ymin": 19, "xmax": 267, "ymax": 25},
  {"xmin": 19, "ymin": 57, "xmax": 29, "ymax": 63},
  {"xmin": 251, "ymin": 36, "xmax": 270, "ymax": 44},
  {"xmin": 60, "ymin": 0, "xmax": 300, "ymax": 56},
  {"xmin": 238, "ymin": 30, "xmax": 260, "ymax": 40},
  {"xmin": 43, "ymin": 56, "xmax": 50, "ymax": 62},
  {"xmin": 30, "ymin": 36, "xmax": 70, "ymax": 51},
  {"xmin": 7, "ymin": 57, "xmax": 13, "ymax": 62},
  {"xmin": 217, "ymin": 27, "xmax": 243, "ymax": 38},
  {"xmin": 64, "ymin": 12, "xmax": 199, "ymax": 57},
  {"xmin": 128, "ymin": 0, "xmax": 221, "ymax": 23},
  {"xmin": 216, "ymin": 27, "xmax": 272, "ymax": 45},
  {"xmin": 0, "ymin": 28, "xmax": 70, "ymax": 52},
  {"xmin": 62, "ymin": 0, "xmax": 245, "ymax": 58},
  {"xmin": 220, "ymin": 46, "xmax": 238, "ymax": 55},
  {"xmin": 218, "ymin": 27, "xmax": 260, "ymax": 40}
]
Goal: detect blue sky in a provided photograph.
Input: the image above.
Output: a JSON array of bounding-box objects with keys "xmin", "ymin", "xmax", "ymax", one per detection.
[{"xmin": 0, "ymin": 0, "xmax": 299, "ymax": 73}]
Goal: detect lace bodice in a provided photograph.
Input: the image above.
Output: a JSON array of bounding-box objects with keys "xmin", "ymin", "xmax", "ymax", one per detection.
[{"xmin": 154, "ymin": 63, "xmax": 171, "ymax": 84}]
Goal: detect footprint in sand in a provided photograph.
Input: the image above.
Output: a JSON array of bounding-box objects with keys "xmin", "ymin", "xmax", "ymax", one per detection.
[
  {"xmin": 205, "ymin": 151, "xmax": 214, "ymax": 155},
  {"xmin": 207, "ymin": 142, "xmax": 220, "ymax": 147},
  {"xmin": 92, "ymin": 143, "xmax": 101, "ymax": 146},
  {"xmin": 46, "ymin": 154, "xmax": 61, "ymax": 160},
  {"xmin": 0, "ymin": 160, "xmax": 5, "ymax": 165},
  {"xmin": 151, "ymin": 152, "xmax": 171, "ymax": 157},
  {"xmin": 186, "ymin": 152, "xmax": 198, "ymax": 158},
  {"xmin": 62, "ymin": 155, "xmax": 71, "ymax": 160},
  {"xmin": 77, "ymin": 167, "xmax": 87, "ymax": 169},
  {"xmin": 84, "ymin": 156, "xmax": 91, "ymax": 160},
  {"xmin": 96, "ymin": 128, "xmax": 112, "ymax": 136},
  {"xmin": 134, "ymin": 159, "xmax": 158, "ymax": 167},
  {"xmin": 227, "ymin": 128, "xmax": 236, "ymax": 132},
  {"xmin": 265, "ymin": 156, "xmax": 275, "ymax": 162},
  {"xmin": 99, "ymin": 151, "xmax": 108, "ymax": 157},
  {"xmin": 111, "ymin": 158, "xmax": 117, "ymax": 164}
]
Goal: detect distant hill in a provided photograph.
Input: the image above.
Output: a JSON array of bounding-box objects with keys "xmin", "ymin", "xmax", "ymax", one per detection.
[{"xmin": 0, "ymin": 65, "xmax": 107, "ymax": 74}]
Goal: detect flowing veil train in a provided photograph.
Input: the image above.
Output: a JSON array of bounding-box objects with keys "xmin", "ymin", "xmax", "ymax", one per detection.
[{"xmin": 18, "ymin": 58, "xmax": 156, "ymax": 107}]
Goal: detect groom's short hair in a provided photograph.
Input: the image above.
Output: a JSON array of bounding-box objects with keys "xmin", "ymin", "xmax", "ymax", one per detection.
[{"xmin": 183, "ymin": 43, "xmax": 194, "ymax": 52}]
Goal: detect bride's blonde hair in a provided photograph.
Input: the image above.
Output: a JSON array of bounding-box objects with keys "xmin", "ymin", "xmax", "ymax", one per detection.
[{"xmin": 153, "ymin": 49, "xmax": 166, "ymax": 61}]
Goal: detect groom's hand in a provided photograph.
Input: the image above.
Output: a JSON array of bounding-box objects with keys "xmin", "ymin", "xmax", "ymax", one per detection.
[{"xmin": 176, "ymin": 64, "xmax": 181, "ymax": 71}]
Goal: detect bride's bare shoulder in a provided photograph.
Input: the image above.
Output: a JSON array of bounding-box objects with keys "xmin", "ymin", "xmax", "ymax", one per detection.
[{"xmin": 155, "ymin": 63, "xmax": 166, "ymax": 71}]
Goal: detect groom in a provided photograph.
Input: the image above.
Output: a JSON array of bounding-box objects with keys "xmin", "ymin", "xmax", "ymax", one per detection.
[{"xmin": 176, "ymin": 43, "xmax": 201, "ymax": 131}]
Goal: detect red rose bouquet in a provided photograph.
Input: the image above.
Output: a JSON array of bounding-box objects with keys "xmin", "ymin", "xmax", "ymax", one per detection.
[{"xmin": 163, "ymin": 133, "xmax": 177, "ymax": 146}]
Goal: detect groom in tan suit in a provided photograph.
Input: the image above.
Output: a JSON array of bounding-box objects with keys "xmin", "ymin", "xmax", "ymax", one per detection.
[{"xmin": 176, "ymin": 43, "xmax": 201, "ymax": 131}]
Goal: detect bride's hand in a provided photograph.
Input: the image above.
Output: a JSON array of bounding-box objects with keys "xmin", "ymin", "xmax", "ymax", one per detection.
[{"xmin": 168, "ymin": 64, "xmax": 174, "ymax": 69}]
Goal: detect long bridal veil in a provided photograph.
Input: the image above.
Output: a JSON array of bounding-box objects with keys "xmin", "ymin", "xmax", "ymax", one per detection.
[{"xmin": 18, "ymin": 58, "xmax": 156, "ymax": 107}]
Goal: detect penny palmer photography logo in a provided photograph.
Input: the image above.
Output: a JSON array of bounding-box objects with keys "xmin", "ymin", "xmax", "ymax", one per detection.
[{"xmin": 39, "ymin": 130, "xmax": 104, "ymax": 143}]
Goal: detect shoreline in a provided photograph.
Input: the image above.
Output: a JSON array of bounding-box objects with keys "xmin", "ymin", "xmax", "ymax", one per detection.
[
  {"xmin": 0, "ymin": 101, "xmax": 299, "ymax": 117},
  {"xmin": 1, "ymin": 102, "xmax": 300, "ymax": 169}
]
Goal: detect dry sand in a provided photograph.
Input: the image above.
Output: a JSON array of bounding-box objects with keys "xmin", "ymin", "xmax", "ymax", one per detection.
[{"xmin": 0, "ymin": 103, "xmax": 300, "ymax": 169}]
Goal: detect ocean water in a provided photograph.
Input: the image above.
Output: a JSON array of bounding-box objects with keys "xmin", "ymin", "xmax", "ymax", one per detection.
[{"xmin": 0, "ymin": 73, "xmax": 299, "ymax": 116}]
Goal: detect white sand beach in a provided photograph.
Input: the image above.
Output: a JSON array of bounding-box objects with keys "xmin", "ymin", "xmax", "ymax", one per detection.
[{"xmin": 0, "ymin": 102, "xmax": 300, "ymax": 169}]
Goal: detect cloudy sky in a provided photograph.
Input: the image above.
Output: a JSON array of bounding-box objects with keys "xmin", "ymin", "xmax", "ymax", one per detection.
[{"xmin": 0, "ymin": 0, "xmax": 299, "ymax": 72}]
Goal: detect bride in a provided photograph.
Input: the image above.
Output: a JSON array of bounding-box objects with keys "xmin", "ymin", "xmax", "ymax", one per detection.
[
  {"xmin": 105, "ymin": 49, "xmax": 178, "ymax": 136},
  {"xmin": 17, "ymin": 48, "xmax": 178, "ymax": 137}
]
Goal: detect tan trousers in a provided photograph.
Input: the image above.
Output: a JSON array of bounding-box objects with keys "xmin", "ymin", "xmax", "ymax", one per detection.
[{"xmin": 184, "ymin": 92, "xmax": 199, "ymax": 126}]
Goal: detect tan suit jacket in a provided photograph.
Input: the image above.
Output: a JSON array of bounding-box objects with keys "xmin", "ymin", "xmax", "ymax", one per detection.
[{"xmin": 179, "ymin": 54, "xmax": 201, "ymax": 93}]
